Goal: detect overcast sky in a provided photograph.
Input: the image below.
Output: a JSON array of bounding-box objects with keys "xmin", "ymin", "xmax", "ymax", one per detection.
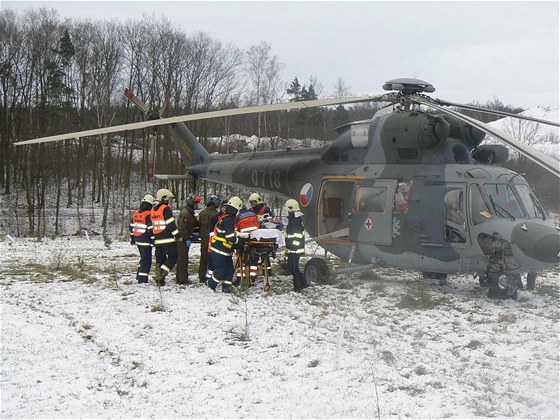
[{"xmin": 4, "ymin": 1, "xmax": 559, "ymax": 108}]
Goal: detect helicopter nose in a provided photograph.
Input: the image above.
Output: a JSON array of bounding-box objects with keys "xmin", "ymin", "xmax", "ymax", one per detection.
[{"xmin": 511, "ymin": 222, "xmax": 560, "ymax": 264}]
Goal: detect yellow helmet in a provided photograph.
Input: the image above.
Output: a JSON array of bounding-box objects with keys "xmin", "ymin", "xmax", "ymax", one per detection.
[
  {"xmin": 142, "ymin": 194, "xmax": 155, "ymax": 205},
  {"xmin": 227, "ymin": 196, "xmax": 243, "ymax": 211},
  {"xmin": 285, "ymin": 198, "xmax": 300, "ymax": 212},
  {"xmin": 249, "ymin": 192, "xmax": 263, "ymax": 205},
  {"xmin": 156, "ymin": 188, "xmax": 174, "ymax": 202}
]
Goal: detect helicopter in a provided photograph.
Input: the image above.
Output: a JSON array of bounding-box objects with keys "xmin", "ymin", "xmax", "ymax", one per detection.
[{"xmin": 15, "ymin": 78, "xmax": 560, "ymax": 300}]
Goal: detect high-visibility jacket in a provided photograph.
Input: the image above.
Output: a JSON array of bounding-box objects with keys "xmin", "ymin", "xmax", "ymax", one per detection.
[
  {"xmin": 236, "ymin": 208, "xmax": 259, "ymax": 234},
  {"xmin": 210, "ymin": 213, "xmax": 238, "ymax": 256},
  {"xmin": 151, "ymin": 203, "xmax": 179, "ymax": 245},
  {"xmin": 130, "ymin": 208, "xmax": 153, "ymax": 246},
  {"xmin": 285, "ymin": 212, "xmax": 305, "ymax": 254}
]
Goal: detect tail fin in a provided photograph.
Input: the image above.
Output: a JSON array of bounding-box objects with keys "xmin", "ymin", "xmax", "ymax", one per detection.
[{"xmin": 168, "ymin": 123, "xmax": 210, "ymax": 167}]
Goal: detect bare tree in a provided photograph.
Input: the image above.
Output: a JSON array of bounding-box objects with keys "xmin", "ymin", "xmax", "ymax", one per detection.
[{"xmin": 244, "ymin": 42, "xmax": 284, "ymax": 143}]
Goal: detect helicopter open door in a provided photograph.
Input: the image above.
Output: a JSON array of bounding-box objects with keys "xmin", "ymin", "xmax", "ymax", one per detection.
[
  {"xmin": 316, "ymin": 177, "xmax": 360, "ymax": 240},
  {"xmin": 349, "ymin": 180, "xmax": 398, "ymax": 245}
]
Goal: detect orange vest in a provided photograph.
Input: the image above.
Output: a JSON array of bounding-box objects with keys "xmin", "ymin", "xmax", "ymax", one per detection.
[
  {"xmin": 151, "ymin": 205, "xmax": 167, "ymax": 235},
  {"xmin": 131, "ymin": 210, "xmax": 150, "ymax": 236},
  {"xmin": 236, "ymin": 213, "xmax": 259, "ymax": 234}
]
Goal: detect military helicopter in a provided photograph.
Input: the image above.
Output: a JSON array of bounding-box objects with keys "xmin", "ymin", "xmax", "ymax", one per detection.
[{"xmin": 15, "ymin": 78, "xmax": 560, "ymax": 299}]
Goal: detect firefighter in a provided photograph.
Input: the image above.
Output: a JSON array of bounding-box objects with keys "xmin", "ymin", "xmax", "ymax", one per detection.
[
  {"xmin": 129, "ymin": 194, "xmax": 155, "ymax": 284},
  {"xmin": 176, "ymin": 194, "xmax": 200, "ymax": 284},
  {"xmin": 151, "ymin": 188, "xmax": 180, "ymax": 286},
  {"xmin": 249, "ymin": 192, "xmax": 274, "ymax": 277},
  {"xmin": 198, "ymin": 195, "xmax": 220, "ymax": 283},
  {"xmin": 235, "ymin": 205, "xmax": 260, "ymax": 285},
  {"xmin": 285, "ymin": 199, "xmax": 309, "ymax": 292},
  {"xmin": 208, "ymin": 196, "xmax": 243, "ymax": 293}
]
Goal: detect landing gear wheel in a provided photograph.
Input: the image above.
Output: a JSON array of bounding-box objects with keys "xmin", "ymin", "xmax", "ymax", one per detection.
[
  {"xmin": 304, "ymin": 258, "xmax": 330, "ymax": 285},
  {"xmin": 526, "ymin": 273, "xmax": 537, "ymax": 291},
  {"xmin": 487, "ymin": 272, "xmax": 519, "ymax": 300}
]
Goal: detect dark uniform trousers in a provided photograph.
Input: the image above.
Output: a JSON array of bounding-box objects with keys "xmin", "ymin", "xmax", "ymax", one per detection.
[
  {"xmin": 155, "ymin": 243, "xmax": 178, "ymax": 274},
  {"xmin": 136, "ymin": 245, "xmax": 153, "ymax": 283},
  {"xmin": 209, "ymin": 252, "xmax": 234, "ymax": 292},
  {"xmin": 287, "ymin": 253, "xmax": 306, "ymax": 291},
  {"xmin": 199, "ymin": 236, "xmax": 210, "ymax": 282},
  {"xmin": 176, "ymin": 241, "xmax": 190, "ymax": 283}
]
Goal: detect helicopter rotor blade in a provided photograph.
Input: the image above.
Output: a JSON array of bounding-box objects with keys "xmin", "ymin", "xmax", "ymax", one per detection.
[
  {"xmin": 434, "ymin": 99, "xmax": 560, "ymax": 128},
  {"xmin": 124, "ymin": 88, "xmax": 149, "ymax": 116},
  {"xmin": 411, "ymin": 95, "xmax": 560, "ymax": 178},
  {"xmin": 159, "ymin": 92, "xmax": 170, "ymax": 117},
  {"xmin": 15, "ymin": 95, "xmax": 384, "ymax": 146}
]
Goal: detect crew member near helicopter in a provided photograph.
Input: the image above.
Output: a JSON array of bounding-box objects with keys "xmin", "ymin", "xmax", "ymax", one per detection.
[
  {"xmin": 198, "ymin": 195, "xmax": 220, "ymax": 283},
  {"xmin": 176, "ymin": 194, "xmax": 200, "ymax": 285},
  {"xmin": 129, "ymin": 194, "xmax": 155, "ymax": 284},
  {"xmin": 208, "ymin": 196, "xmax": 243, "ymax": 293},
  {"xmin": 235, "ymin": 205, "xmax": 260, "ymax": 285},
  {"xmin": 249, "ymin": 192, "xmax": 274, "ymax": 277},
  {"xmin": 151, "ymin": 188, "xmax": 180, "ymax": 286},
  {"xmin": 285, "ymin": 198, "xmax": 309, "ymax": 292}
]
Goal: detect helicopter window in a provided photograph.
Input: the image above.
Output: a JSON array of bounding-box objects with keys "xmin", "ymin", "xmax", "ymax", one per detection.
[
  {"xmin": 356, "ymin": 187, "xmax": 387, "ymax": 213},
  {"xmin": 464, "ymin": 168, "xmax": 491, "ymax": 179},
  {"xmin": 444, "ymin": 188, "xmax": 464, "ymax": 225},
  {"xmin": 394, "ymin": 182, "xmax": 411, "ymax": 212},
  {"xmin": 483, "ymin": 183, "xmax": 525, "ymax": 219},
  {"xmin": 515, "ymin": 184, "xmax": 546, "ymax": 219},
  {"xmin": 469, "ymin": 184, "xmax": 493, "ymax": 225}
]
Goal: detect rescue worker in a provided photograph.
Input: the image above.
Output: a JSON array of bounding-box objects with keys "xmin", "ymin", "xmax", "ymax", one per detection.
[
  {"xmin": 285, "ymin": 198, "xmax": 309, "ymax": 292},
  {"xmin": 198, "ymin": 195, "xmax": 220, "ymax": 283},
  {"xmin": 208, "ymin": 196, "xmax": 243, "ymax": 293},
  {"xmin": 129, "ymin": 194, "xmax": 155, "ymax": 284},
  {"xmin": 176, "ymin": 194, "xmax": 200, "ymax": 284},
  {"xmin": 206, "ymin": 200, "xmax": 228, "ymax": 283},
  {"xmin": 151, "ymin": 188, "xmax": 180, "ymax": 286},
  {"xmin": 249, "ymin": 192, "xmax": 274, "ymax": 277},
  {"xmin": 235, "ymin": 205, "xmax": 260, "ymax": 285}
]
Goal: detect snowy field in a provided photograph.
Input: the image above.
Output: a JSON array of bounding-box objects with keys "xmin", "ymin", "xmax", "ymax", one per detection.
[{"xmin": 1, "ymin": 237, "xmax": 559, "ymax": 419}]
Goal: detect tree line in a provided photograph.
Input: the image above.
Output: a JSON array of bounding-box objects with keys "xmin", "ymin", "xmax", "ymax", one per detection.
[{"xmin": 0, "ymin": 7, "xmax": 557, "ymax": 238}]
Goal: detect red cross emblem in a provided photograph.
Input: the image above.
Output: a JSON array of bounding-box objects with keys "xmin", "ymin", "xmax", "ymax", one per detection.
[{"xmin": 365, "ymin": 218, "xmax": 373, "ymax": 230}]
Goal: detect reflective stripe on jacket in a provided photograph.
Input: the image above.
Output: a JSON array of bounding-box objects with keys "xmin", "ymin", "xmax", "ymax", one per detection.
[
  {"xmin": 285, "ymin": 213, "xmax": 305, "ymax": 254},
  {"xmin": 210, "ymin": 213, "xmax": 237, "ymax": 255},
  {"xmin": 129, "ymin": 208, "xmax": 153, "ymax": 246},
  {"xmin": 151, "ymin": 203, "xmax": 179, "ymax": 245}
]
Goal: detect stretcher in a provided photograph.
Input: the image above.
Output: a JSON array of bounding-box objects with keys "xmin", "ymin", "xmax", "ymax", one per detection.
[{"xmin": 236, "ymin": 229, "xmax": 284, "ymax": 292}]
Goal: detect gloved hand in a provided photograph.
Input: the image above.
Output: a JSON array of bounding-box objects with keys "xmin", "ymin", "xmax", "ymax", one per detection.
[
  {"xmin": 186, "ymin": 240, "xmax": 191, "ymax": 247},
  {"xmin": 130, "ymin": 238, "xmax": 135, "ymax": 245},
  {"xmin": 237, "ymin": 232, "xmax": 250, "ymax": 239}
]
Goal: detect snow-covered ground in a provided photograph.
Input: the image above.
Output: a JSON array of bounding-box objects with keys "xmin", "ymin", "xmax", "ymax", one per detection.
[{"xmin": 1, "ymin": 237, "xmax": 559, "ymax": 419}]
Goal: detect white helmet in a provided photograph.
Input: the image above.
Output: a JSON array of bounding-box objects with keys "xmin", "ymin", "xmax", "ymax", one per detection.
[
  {"xmin": 285, "ymin": 198, "xmax": 300, "ymax": 212},
  {"xmin": 142, "ymin": 194, "xmax": 155, "ymax": 205},
  {"xmin": 227, "ymin": 196, "xmax": 243, "ymax": 211},
  {"xmin": 156, "ymin": 188, "xmax": 174, "ymax": 202},
  {"xmin": 249, "ymin": 192, "xmax": 263, "ymax": 205}
]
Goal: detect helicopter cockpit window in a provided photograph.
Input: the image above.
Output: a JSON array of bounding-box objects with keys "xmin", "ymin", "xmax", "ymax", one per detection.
[
  {"xmin": 444, "ymin": 188, "xmax": 464, "ymax": 225},
  {"xmin": 356, "ymin": 187, "xmax": 387, "ymax": 213},
  {"xmin": 469, "ymin": 184, "xmax": 493, "ymax": 225},
  {"xmin": 464, "ymin": 168, "xmax": 491, "ymax": 179},
  {"xmin": 515, "ymin": 184, "xmax": 546, "ymax": 219},
  {"xmin": 483, "ymin": 183, "xmax": 525, "ymax": 219}
]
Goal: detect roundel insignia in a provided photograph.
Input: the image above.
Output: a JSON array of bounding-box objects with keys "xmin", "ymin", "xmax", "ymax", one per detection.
[{"xmin": 299, "ymin": 183, "xmax": 313, "ymax": 207}]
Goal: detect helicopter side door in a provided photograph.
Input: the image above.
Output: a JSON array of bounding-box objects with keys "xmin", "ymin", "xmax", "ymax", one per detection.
[
  {"xmin": 442, "ymin": 183, "xmax": 471, "ymax": 247},
  {"xmin": 349, "ymin": 180, "xmax": 398, "ymax": 245}
]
